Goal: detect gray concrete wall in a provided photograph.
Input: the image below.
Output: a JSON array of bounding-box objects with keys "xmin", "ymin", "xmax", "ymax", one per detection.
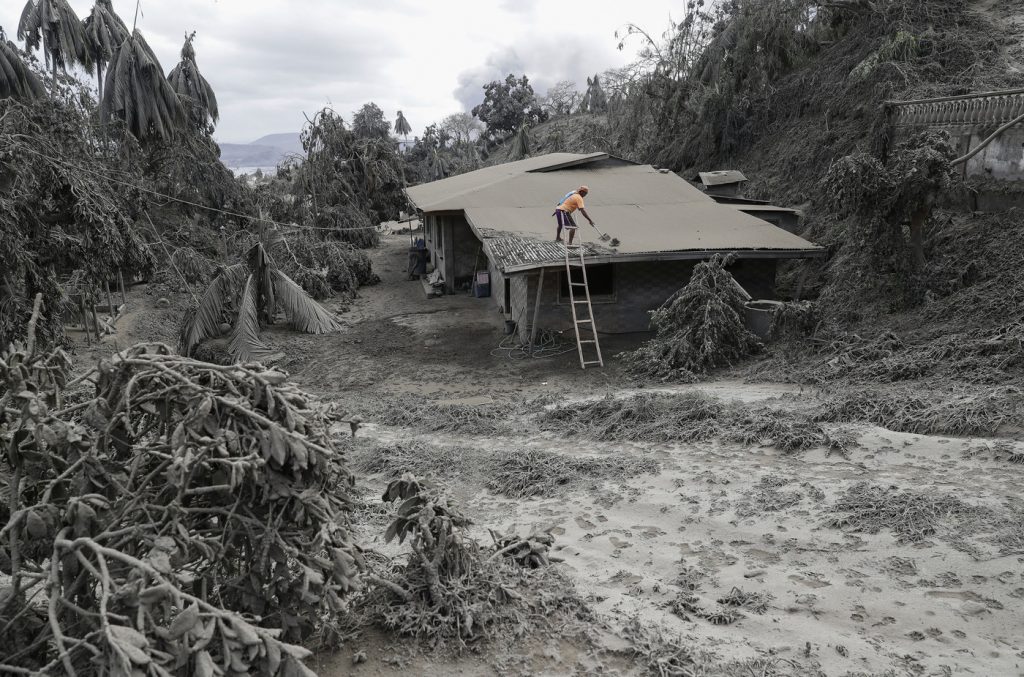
[
  {"xmin": 964, "ymin": 127, "xmax": 1024, "ymax": 181},
  {"xmin": 893, "ymin": 126, "xmax": 1024, "ymax": 182}
]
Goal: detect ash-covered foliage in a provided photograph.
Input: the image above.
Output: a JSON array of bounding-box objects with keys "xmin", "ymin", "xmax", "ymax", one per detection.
[
  {"xmin": 539, "ymin": 392, "xmax": 852, "ymax": 455},
  {"xmin": 622, "ymin": 255, "xmax": 763, "ymax": 380},
  {"xmin": 0, "ymin": 339, "xmax": 361, "ymax": 675},
  {"xmin": 282, "ymin": 235, "xmax": 379, "ymax": 300},
  {"xmin": 820, "ymin": 130, "xmax": 957, "ymax": 318},
  {"xmin": 486, "ymin": 449, "xmax": 660, "ymax": 499},
  {"xmin": 358, "ymin": 475, "xmax": 588, "ymax": 651},
  {"xmin": 826, "ymin": 482, "xmax": 993, "ymax": 543},
  {"xmin": 815, "ymin": 386, "xmax": 1020, "ymax": 437},
  {"xmin": 0, "ymin": 98, "xmax": 155, "ymax": 347}
]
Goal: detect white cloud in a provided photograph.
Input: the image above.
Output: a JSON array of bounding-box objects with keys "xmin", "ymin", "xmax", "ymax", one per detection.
[{"xmin": 1, "ymin": 0, "xmax": 676, "ymax": 142}]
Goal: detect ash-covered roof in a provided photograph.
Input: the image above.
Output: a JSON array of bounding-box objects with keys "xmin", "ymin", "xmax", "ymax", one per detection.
[
  {"xmin": 694, "ymin": 170, "xmax": 749, "ymax": 187},
  {"xmin": 406, "ymin": 153, "xmax": 822, "ymax": 273}
]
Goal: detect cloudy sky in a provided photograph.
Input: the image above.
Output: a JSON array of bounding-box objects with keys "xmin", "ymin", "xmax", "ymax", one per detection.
[{"xmin": 4, "ymin": 1, "xmax": 678, "ymax": 143}]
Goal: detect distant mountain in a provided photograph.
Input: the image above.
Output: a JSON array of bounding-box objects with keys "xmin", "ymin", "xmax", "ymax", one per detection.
[
  {"xmin": 219, "ymin": 132, "xmax": 304, "ymax": 172},
  {"xmin": 249, "ymin": 133, "xmax": 304, "ymax": 155}
]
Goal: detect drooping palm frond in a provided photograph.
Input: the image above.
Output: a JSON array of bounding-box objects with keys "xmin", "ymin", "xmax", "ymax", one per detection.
[
  {"xmin": 167, "ymin": 31, "xmax": 219, "ymax": 126},
  {"xmin": 0, "ymin": 35, "xmax": 46, "ymax": 100},
  {"xmin": 272, "ymin": 269, "xmax": 343, "ymax": 334},
  {"xmin": 394, "ymin": 110, "xmax": 411, "ymax": 139},
  {"xmin": 82, "ymin": 0, "xmax": 128, "ymax": 101},
  {"xmin": 228, "ymin": 274, "xmax": 273, "ymax": 362},
  {"xmin": 103, "ymin": 28, "xmax": 183, "ymax": 141},
  {"xmin": 179, "ymin": 263, "xmax": 245, "ymax": 356},
  {"xmin": 18, "ymin": 0, "xmax": 91, "ymax": 83}
]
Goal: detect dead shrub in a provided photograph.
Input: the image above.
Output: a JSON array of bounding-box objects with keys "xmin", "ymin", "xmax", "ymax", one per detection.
[
  {"xmin": 825, "ymin": 482, "xmax": 993, "ymax": 543},
  {"xmin": 815, "ymin": 386, "xmax": 1020, "ymax": 436},
  {"xmin": 486, "ymin": 449, "xmax": 660, "ymax": 499},
  {"xmin": 622, "ymin": 255, "xmax": 763, "ymax": 380},
  {"xmin": 359, "ymin": 475, "xmax": 588, "ymax": 651}
]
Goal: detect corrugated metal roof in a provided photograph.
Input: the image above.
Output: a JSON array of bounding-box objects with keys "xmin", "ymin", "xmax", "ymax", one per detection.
[
  {"xmin": 696, "ymin": 170, "xmax": 748, "ymax": 186},
  {"xmin": 407, "ymin": 153, "xmax": 822, "ymax": 273},
  {"xmin": 482, "ymin": 237, "xmax": 607, "ymax": 272}
]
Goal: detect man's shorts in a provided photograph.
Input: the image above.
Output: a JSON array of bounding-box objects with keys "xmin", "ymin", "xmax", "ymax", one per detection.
[{"xmin": 554, "ymin": 209, "xmax": 578, "ymax": 229}]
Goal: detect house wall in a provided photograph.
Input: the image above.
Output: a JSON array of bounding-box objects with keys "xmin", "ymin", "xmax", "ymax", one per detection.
[
  {"xmin": 510, "ymin": 258, "xmax": 779, "ymax": 343},
  {"xmin": 422, "ymin": 212, "xmax": 483, "ymax": 293},
  {"xmin": 741, "ymin": 210, "xmax": 801, "ymax": 235}
]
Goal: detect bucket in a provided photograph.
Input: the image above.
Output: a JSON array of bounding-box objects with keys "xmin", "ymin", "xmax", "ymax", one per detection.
[{"xmin": 504, "ymin": 320, "xmax": 517, "ymax": 335}]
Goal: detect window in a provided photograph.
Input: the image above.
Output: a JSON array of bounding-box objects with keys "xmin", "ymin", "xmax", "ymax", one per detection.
[{"xmin": 559, "ymin": 264, "xmax": 615, "ymax": 302}]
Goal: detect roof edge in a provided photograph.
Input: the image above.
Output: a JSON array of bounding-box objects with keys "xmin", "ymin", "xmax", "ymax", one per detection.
[{"xmin": 500, "ymin": 247, "xmax": 826, "ymax": 274}]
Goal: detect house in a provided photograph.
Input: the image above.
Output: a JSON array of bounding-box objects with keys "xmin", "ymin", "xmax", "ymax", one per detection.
[
  {"xmin": 405, "ymin": 153, "xmax": 823, "ymax": 344},
  {"xmin": 693, "ymin": 170, "xmax": 803, "ymax": 233},
  {"xmin": 692, "ymin": 170, "xmax": 748, "ymax": 197}
]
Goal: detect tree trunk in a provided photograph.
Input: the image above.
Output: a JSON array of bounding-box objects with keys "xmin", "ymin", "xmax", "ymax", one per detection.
[
  {"xmin": 909, "ymin": 206, "xmax": 929, "ymax": 269},
  {"xmin": 97, "ymin": 62, "xmax": 104, "ymax": 107}
]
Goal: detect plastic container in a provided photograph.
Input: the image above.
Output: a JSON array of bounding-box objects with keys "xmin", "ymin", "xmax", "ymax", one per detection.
[{"xmin": 745, "ymin": 300, "xmax": 784, "ymax": 339}]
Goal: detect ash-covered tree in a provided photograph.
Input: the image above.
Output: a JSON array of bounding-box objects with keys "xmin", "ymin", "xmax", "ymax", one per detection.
[
  {"xmin": 168, "ymin": 31, "xmax": 219, "ymax": 128},
  {"xmin": 17, "ymin": 0, "xmax": 91, "ymax": 87},
  {"xmin": 102, "ymin": 28, "xmax": 183, "ymax": 141},
  {"xmin": 0, "ymin": 96, "xmax": 155, "ymax": 347},
  {"xmin": 580, "ymin": 74, "xmax": 608, "ymax": 113},
  {"xmin": 352, "ymin": 101, "xmax": 391, "ymax": 140},
  {"xmin": 394, "ymin": 109, "xmax": 412, "ymax": 140},
  {"xmin": 471, "ymin": 73, "xmax": 548, "ymax": 140},
  {"xmin": 821, "ymin": 130, "xmax": 957, "ymax": 316},
  {"xmin": 293, "ymin": 106, "xmax": 405, "ymax": 241},
  {"xmin": 541, "ymin": 80, "xmax": 581, "ymax": 117},
  {"xmin": 82, "ymin": 0, "xmax": 128, "ymax": 103},
  {"xmin": 0, "ymin": 31, "xmax": 45, "ymax": 100}
]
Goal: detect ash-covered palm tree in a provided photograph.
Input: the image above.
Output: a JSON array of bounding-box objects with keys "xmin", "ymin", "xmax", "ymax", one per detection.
[
  {"xmin": 394, "ymin": 110, "xmax": 411, "ymax": 140},
  {"xmin": 180, "ymin": 228, "xmax": 341, "ymax": 362},
  {"xmin": 0, "ymin": 31, "xmax": 46, "ymax": 100},
  {"xmin": 511, "ymin": 123, "xmax": 531, "ymax": 160},
  {"xmin": 102, "ymin": 28, "xmax": 183, "ymax": 141},
  {"xmin": 82, "ymin": 0, "xmax": 128, "ymax": 103},
  {"xmin": 18, "ymin": 0, "xmax": 91, "ymax": 88},
  {"xmin": 168, "ymin": 31, "xmax": 218, "ymax": 128}
]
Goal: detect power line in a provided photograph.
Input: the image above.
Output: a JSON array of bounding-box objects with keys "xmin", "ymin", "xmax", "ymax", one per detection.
[{"xmin": 14, "ymin": 144, "xmax": 388, "ymax": 233}]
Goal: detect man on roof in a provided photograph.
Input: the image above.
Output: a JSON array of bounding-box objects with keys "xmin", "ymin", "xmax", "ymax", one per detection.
[{"xmin": 554, "ymin": 185, "xmax": 595, "ymax": 245}]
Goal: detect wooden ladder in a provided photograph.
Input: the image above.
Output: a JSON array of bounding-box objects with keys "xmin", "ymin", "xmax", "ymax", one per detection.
[{"xmin": 563, "ymin": 243, "xmax": 604, "ymax": 369}]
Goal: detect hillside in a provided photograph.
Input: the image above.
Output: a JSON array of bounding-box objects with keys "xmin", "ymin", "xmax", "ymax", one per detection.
[{"xmin": 218, "ymin": 131, "xmax": 303, "ymax": 170}]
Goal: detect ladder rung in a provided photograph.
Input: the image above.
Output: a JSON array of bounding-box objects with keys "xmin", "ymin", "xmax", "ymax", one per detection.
[
  {"xmin": 570, "ymin": 282, "xmax": 587, "ymax": 287},
  {"xmin": 580, "ymin": 340, "xmax": 597, "ymax": 344},
  {"xmin": 572, "ymin": 300, "xmax": 589, "ymax": 304},
  {"xmin": 576, "ymin": 319, "xmax": 593, "ymax": 324},
  {"xmin": 583, "ymin": 361, "xmax": 603, "ymax": 365}
]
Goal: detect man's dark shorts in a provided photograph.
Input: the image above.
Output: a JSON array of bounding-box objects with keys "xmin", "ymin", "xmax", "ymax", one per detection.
[{"xmin": 555, "ymin": 209, "xmax": 578, "ymax": 230}]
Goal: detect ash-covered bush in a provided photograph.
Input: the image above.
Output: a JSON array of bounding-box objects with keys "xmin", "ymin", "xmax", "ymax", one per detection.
[
  {"xmin": 278, "ymin": 234, "xmax": 379, "ymax": 300},
  {"xmin": 0, "ymin": 339, "xmax": 361, "ymax": 675},
  {"xmin": 623, "ymin": 254, "xmax": 762, "ymax": 379}
]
